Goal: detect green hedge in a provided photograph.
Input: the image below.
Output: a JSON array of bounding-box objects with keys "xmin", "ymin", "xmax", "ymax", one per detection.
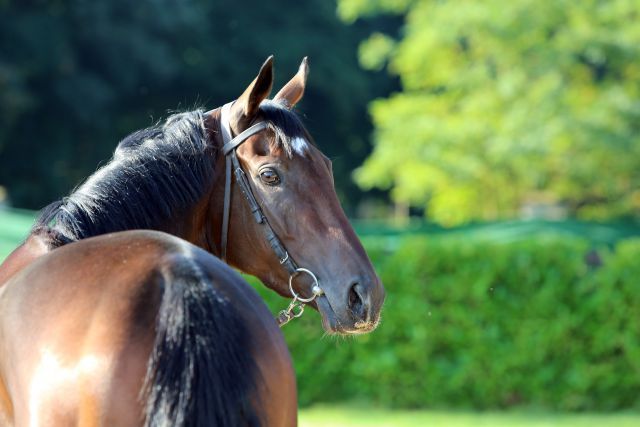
[
  {"xmin": 253, "ymin": 235, "xmax": 640, "ymax": 411},
  {"xmin": 2, "ymin": 210, "xmax": 639, "ymax": 410}
]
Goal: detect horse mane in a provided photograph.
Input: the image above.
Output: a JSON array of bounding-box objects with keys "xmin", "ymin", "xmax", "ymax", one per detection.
[
  {"xmin": 32, "ymin": 101, "xmax": 309, "ymax": 248},
  {"xmin": 33, "ymin": 110, "xmax": 215, "ymax": 246}
]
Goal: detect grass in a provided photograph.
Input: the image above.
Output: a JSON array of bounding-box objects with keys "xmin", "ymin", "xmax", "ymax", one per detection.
[{"xmin": 299, "ymin": 406, "xmax": 640, "ymax": 427}]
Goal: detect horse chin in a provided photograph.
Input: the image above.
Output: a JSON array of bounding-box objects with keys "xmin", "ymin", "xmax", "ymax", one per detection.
[{"xmin": 315, "ymin": 295, "xmax": 339, "ymax": 334}]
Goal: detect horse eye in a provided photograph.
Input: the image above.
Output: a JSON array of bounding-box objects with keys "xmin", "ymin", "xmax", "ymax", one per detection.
[{"xmin": 259, "ymin": 168, "xmax": 281, "ymax": 186}]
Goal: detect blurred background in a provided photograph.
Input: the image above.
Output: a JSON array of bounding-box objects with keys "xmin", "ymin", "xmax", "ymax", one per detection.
[{"xmin": 1, "ymin": 0, "xmax": 639, "ymax": 425}]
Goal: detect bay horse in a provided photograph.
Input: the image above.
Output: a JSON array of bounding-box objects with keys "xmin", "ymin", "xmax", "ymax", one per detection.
[{"xmin": 0, "ymin": 56, "xmax": 385, "ymax": 425}]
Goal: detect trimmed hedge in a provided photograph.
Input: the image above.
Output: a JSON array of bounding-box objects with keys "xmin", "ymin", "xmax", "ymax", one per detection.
[{"xmin": 252, "ymin": 235, "xmax": 640, "ymax": 411}]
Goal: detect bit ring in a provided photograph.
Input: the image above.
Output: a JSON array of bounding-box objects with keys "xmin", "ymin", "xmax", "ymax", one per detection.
[{"xmin": 289, "ymin": 267, "xmax": 323, "ymax": 303}]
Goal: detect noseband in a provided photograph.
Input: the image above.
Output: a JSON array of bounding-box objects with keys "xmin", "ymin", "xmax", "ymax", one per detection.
[{"xmin": 218, "ymin": 102, "xmax": 323, "ymax": 326}]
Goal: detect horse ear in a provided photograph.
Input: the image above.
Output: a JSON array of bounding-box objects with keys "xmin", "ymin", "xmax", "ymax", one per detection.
[
  {"xmin": 230, "ymin": 56, "xmax": 274, "ymax": 133},
  {"xmin": 273, "ymin": 57, "xmax": 309, "ymax": 109}
]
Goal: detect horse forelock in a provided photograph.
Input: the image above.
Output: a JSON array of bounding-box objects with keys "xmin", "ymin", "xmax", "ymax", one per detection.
[{"xmin": 260, "ymin": 100, "xmax": 313, "ymax": 158}]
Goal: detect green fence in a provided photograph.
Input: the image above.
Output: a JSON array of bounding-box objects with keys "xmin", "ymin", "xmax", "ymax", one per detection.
[
  {"xmin": 0, "ymin": 208, "xmax": 35, "ymax": 260},
  {"xmin": 353, "ymin": 219, "xmax": 640, "ymax": 246},
  {"xmin": 3, "ymin": 207, "xmax": 639, "ymax": 259}
]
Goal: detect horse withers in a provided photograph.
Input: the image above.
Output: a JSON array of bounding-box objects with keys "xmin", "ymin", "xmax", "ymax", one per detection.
[{"xmin": 0, "ymin": 56, "xmax": 385, "ymax": 425}]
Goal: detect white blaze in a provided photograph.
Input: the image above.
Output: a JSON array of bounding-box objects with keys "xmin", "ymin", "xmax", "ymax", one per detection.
[{"xmin": 291, "ymin": 137, "xmax": 309, "ymax": 156}]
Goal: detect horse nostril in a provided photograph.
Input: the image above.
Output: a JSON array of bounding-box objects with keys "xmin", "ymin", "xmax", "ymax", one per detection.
[{"xmin": 348, "ymin": 283, "xmax": 367, "ymax": 321}]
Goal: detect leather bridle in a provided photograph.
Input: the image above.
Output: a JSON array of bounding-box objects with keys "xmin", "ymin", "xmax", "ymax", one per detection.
[{"xmin": 218, "ymin": 102, "xmax": 323, "ymax": 326}]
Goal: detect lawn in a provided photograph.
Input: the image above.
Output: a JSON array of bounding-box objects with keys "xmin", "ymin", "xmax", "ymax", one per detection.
[{"xmin": 299, "ymin": 406, "xmax": 640, "ymax": 427}]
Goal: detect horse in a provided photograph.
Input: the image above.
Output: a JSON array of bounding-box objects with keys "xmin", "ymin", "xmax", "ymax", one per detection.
[{"xmin": 0, "ymin": 56, "xmax": 385, "ymax": 425}]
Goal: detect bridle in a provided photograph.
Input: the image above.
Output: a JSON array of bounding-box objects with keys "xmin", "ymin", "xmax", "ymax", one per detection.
[{"xmin": 218, "ymin": 102, "xmax": 323, "ymax": 326}]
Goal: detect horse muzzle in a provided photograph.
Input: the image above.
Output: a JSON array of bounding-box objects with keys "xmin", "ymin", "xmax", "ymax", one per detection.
[{"xmin": 315, "ymin": 274, "xmax": 385, "ymax": 335}]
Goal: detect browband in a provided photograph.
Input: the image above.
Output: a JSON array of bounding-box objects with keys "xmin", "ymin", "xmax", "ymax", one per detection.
[{"xmin": 223, "ymin": 122, "xmax": 269, "ymax": 155}]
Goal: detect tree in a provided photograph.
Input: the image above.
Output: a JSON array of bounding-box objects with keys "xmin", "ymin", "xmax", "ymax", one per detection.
[
  {"xmin": 0, "ymin": 0, "xmax": 394, "ymax": 212},
  {"xmin": 339, "ymin": 0, "xmax": 640, "ymax": 225}
]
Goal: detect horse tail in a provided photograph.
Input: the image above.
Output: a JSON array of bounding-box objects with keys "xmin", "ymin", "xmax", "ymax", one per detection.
[{"xmin": 142, "ymin": 254, "xmax": 261, "ymax": 427}]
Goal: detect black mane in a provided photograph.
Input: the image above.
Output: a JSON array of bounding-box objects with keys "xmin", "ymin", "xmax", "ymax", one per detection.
[
  {"xmin": 33, "ymin": 102, "xmax": 308, "ymax": 247},
  {"xmin": 33, "ymin": 110, "xmax": 214, "ymax": 246}
]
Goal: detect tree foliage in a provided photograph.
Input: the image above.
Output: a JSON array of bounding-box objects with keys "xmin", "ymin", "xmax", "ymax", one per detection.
[
  {"xmin": 0, "ymin": 0, "xmax": 394, "ymax": 211},
  {"xmin": 339, "ymin": 0, "xmax": 640, "ymax": 225}
]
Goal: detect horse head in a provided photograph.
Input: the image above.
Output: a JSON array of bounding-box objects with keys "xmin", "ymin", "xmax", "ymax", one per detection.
[{"xmin": 206, "ymin": 57, "xmax": 385, "ymax": 334}]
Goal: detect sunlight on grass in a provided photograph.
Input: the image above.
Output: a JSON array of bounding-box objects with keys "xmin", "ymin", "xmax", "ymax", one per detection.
[{"xmin": 299, "ymin": 406, "xmax": 640, "ymax": 427}]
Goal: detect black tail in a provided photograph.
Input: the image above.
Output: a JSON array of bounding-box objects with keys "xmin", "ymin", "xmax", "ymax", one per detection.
[{"xmin": 143, "ymin": 256, "xmax": 261, "ymax": 427}]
